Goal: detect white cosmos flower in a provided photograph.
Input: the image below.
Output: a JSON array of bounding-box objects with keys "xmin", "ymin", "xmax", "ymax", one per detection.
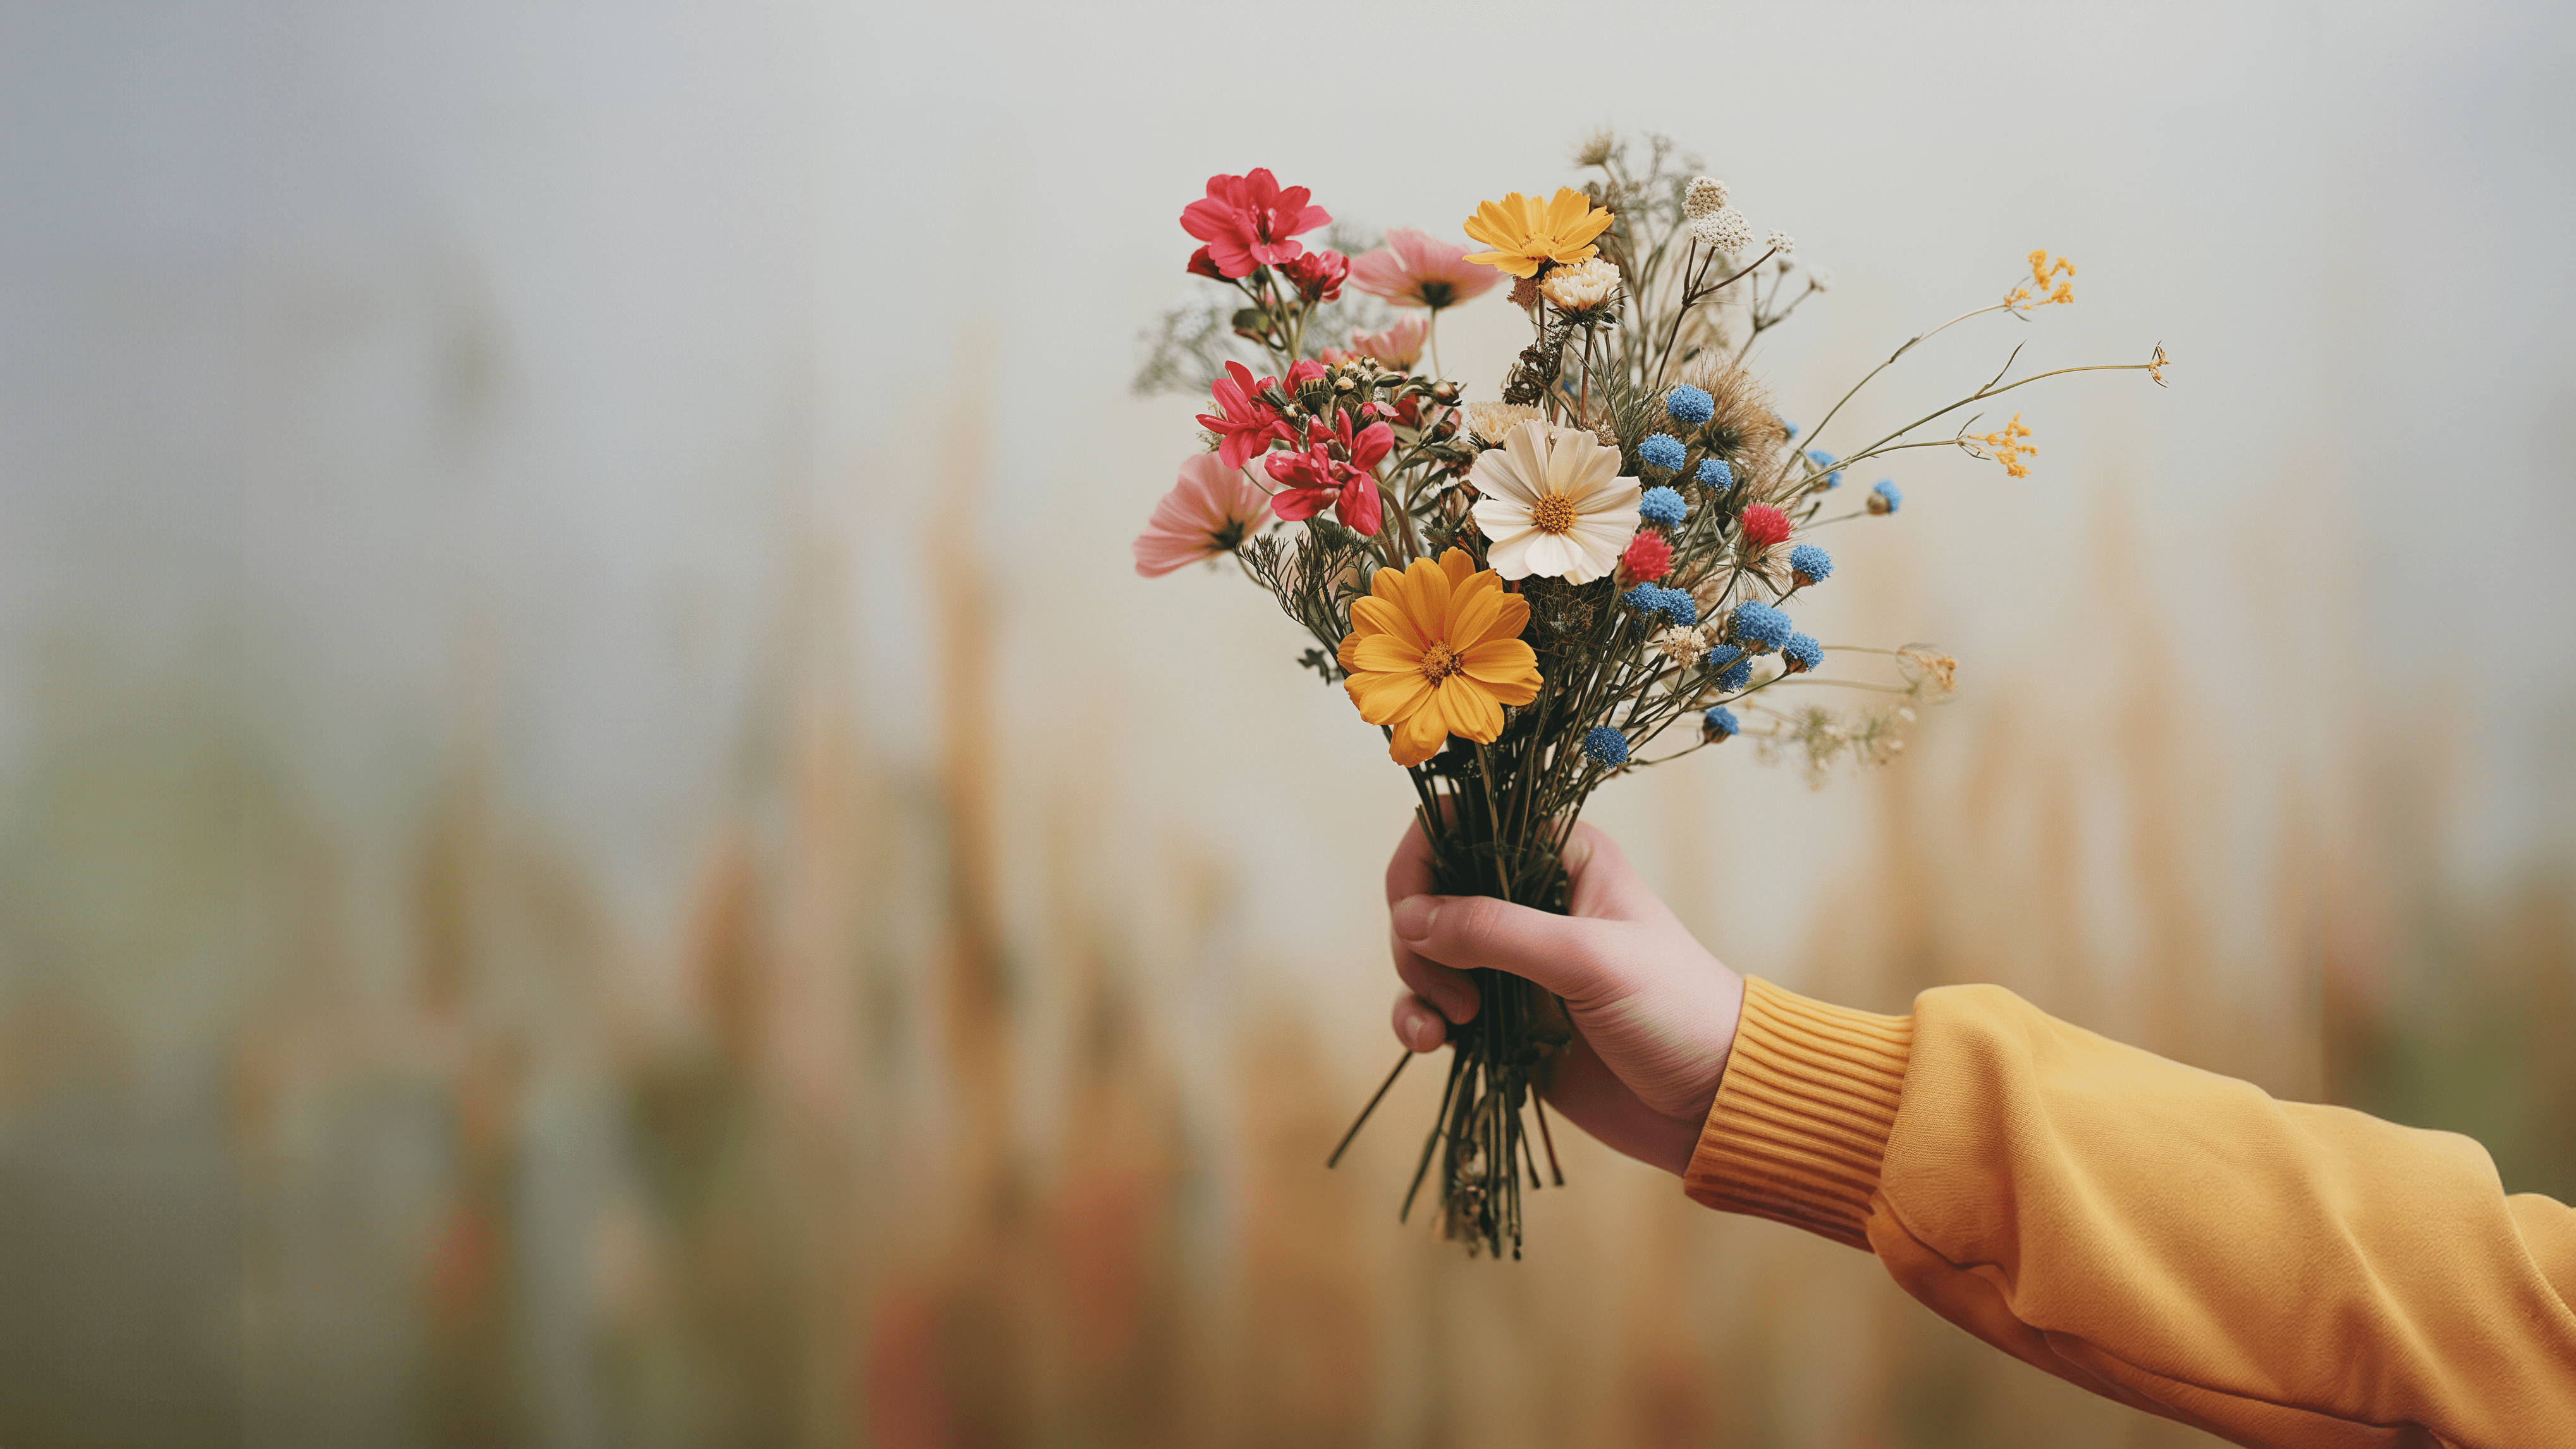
[{"xmin": 1468, "ymin": 421, "xmax": 1641, "ymax": 585}]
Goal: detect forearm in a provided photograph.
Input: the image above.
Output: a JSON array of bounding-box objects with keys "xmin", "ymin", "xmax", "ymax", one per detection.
[{"xmin": 1686, "ymin": 977, "xmax": 2576, "ymax": 1446}]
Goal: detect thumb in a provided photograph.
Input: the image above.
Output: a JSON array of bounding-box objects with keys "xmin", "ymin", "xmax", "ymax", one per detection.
[{"xmin": 1390, "ymin": 893, "xmax": 1627, "ymax": 1003}]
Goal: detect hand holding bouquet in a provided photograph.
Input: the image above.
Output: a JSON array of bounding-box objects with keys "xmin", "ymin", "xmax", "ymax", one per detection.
[{"xmin": 1133, "ymin": 133, "xmax": 2164, "ymax": 1258}]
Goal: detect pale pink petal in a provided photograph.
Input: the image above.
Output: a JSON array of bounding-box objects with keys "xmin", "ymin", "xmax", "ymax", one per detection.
[{"xmin": 1133, "ymin": 453, "xmax": 1271, "ymax": 577}]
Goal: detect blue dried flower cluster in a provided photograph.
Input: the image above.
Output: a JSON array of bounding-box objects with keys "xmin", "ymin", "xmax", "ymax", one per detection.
[
  {"xmin": 1729, "ymin": 600, "xmax": 1793, "ymax": 651},
  {"xmin": 1715, "ymin": 655, "xmax": 1752, "ymax": 690},
  {"xmin": 1779, "ymin": 415, "xmax": 1798, "ymax": 440},
  {"xmin": 1664, "ymin": 384, "xmax": 1715, "ymax": 426},
  {"xmin": 1583, "ymin": 726, "xmax": 1630, "ymax": 767},
  {"xmin": 1622, "ymin": 584, "xmax": 1698, "ymax": 628},
  {"xmin": 1703, "ymin": 706, "xmax": 1741, "ymax": 740},
  {"xmin": 1782, "ymin": 633, "xmax": 1824, "ymax": 673},
  {"xmin": 1638, "ymin": 433, "xmax": 1688, "ymax": 471},
  {"xmin": 1871, "ymin": 479, "xmax": 1903, "ymax": 513},
  {"xmin": 1807, "ymin": 449, "xmax": 1843, "ymax": 488},
  {"xmin": 1637, "ymin": 486, "xmax": 1688, "ymax": 529},
  {"xmin": 1788, "ymin": 542, "xmax": 1833, "ymax": 584},
  {"xmin": 1696, "ymin": 457, "xmax": 1733, "ymax": 490}
]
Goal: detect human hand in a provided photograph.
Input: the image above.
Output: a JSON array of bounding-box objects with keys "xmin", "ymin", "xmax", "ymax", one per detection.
[{"xmin": 1385, "ymin": 821, "xmax": 1745, "ymax": 1177}]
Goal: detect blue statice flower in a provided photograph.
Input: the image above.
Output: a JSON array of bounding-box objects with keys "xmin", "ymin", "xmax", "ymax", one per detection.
[
  {"xmin": 1782, "ymin": 633, "xmax": 1824, "ymax": 674},
  {"xmin": 1703, "ymin": 706, "xmax": 1741, "ymax": 740},
  {"xmin": 1715, "ymin": 655, "xmax": 1752, "ymax": 690},
  {"xmin": 1664, "ymin": 384, "xmax": 1715, "ymax": 426},
  {"xmin": 1638, "ymin": 433, "xmax": 1688, "ymax": 472},
  {"xmin": 1788, "ymin": 543, "xmax": 1833, "ymax": 585},
  {"xmin": 1637, "ymin": 486, "xmax": 1687, "ymax": 529},
  {"xmin": 1806, "ymin": 449, "xmax": 1843, "ymax": 488},
  {"xmin": 1583, "ymin": 726, "xmax": 1630, "ymax": 767},
  {"xmin": 1869, "ymin": 479, "xmax": 1903, "ymax": 515},
  {"xmin": 1779, "ymin": 415, "xmax": 1798, "ymax": 440},
  {"xmin": 1729, "ymin": 600, "xmax": 1793, "ymax": 652},
  {"xmin": 1696, "ymin": 457, "xmax": 1734, "ymax": 490},
  {"xmin": 1622, "ymin": 584, "xmax": 1698, "ymax": 628}
]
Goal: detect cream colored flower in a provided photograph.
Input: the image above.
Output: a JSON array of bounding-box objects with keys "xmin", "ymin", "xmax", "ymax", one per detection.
[
  {"xmin": 1684, "ymin": 176, "xmax": 1729, "ymax": 217},
  {"xmin": 1652, "ymin": 627, "xmax": 1707, "ymax": 668},
  {"xmin": 1468, "ymin": 421, "xmax": 1641, "ymax": 584},
  {"xmin": 1766, "ymin": 229, "xmax": 1796, "ymax": 255},
  {"xmin": 1688, "ymin": 206, "xmax": 1753, "ymax": 254},
  {"xmin": 1538, "ymin": 256, "xmax": 1621, "ymax": 313},
  {"xmin": 1462, "ymin": 401, "xmax": 1542, "ymax": 446}
]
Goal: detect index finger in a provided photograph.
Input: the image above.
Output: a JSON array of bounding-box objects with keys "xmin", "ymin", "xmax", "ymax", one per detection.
[{"xmin": 1385, "ymin": 813, "xmax": 1436, "ymax": 905}]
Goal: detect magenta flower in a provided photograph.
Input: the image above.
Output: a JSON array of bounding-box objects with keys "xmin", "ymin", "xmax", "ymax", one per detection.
[
  {"xmin": 1265, "ymin": 409, "xmax": 1394, "ymax": 537},
  {"xmin": 1180, "ymin": 169, "xmax": 1332, "ymax": 279},
  {"xmin": 1134, "ymin": 453, "xmax": 1274, "ymax": 577},
  {"xmin": 1347, "ymin": 228, "xmax": 1504, "ymax": 311},
  {"xmin": 1194, "ymin": 360, "xmax": 1318, "ymax": 472}
]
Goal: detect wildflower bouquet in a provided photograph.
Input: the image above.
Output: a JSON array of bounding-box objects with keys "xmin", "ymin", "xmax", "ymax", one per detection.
[{"xmin": 1132, "ymin": 134, "xmax": 2165, "ymax": 1259}]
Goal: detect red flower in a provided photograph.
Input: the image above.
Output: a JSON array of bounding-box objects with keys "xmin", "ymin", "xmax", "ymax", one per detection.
[
  {"xmin": 1739, "ymin": 504, "xmax": 1792, "ymax": 549},
  {"xmin": 1196, "ymin": 361, "xmax": 1288, "ymax": 471},
  {"xmin": 1186, "ymin": 246, "xmax": 1225, "ymax": 280},
  {"xmin": 1620, "ymin": 531, "xmax": 1672, "ymax": 583},
  {"xmin": 1280, "ymin": 248, "xmax": 1349, "ymax": 303},
  {"xmin": 1265, "ymin": 408, "xmax": 1393, "ymax": 535},
  {"xmin": 1181, "ymin": 169, "xmax": 1331, "ymax": 279}
]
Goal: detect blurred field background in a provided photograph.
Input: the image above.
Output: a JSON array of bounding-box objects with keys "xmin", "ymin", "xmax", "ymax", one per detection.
[{"xmin": 3, "ymin": 1, "xmax": 2573, "ymax": 1445}]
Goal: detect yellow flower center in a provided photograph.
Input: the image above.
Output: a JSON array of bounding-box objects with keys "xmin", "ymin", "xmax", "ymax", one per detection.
[
  {"xmin": 1531, "ymin": 492, "xmax": 1578, "ymax": 535},
  {"xmin": 1418, "ymin": 642, "xmax": 1465, "ymax": 683}
]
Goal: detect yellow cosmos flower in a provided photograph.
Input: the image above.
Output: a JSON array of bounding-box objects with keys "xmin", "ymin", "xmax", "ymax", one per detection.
[
  {"xmin": 1461, "ymin": 188, "xmax": 1615, "ymax": 279},
  {"xmin": 1336, "ymin": 548, "xmax": 1542, "ymax": 767}
]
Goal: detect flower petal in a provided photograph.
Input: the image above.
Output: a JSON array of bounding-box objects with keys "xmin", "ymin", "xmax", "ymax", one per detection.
[
  {"xmin": 1458, "ymin": 587, "xmax": 1530, "ymax": 648},
  {"xmin": 1390, "ymin": 705, "xmax": 1449, "ymax": 766},
  {"xmin": 1459, "ymin": 639, "xmax": 1540, "ymax": 698},
  {"xmin": 1469, "ymin": 447, "xmax": 1539, "ymax": 508},
  {"xmin": 1347, "ymin": 667, "xmax": 1432, "ymax": 727},
  {"xmin": 1436, "ymin": 679, "xmax": 1504, "ymax": 742},
  {"xmin": 1483, "ymin": 527, "xmax": 1539, "ymax": 580},
  {"xmin": 1351, "ymin": 594, "xmax": 1426, "ymax": 649},
  {"xmin": 1348, "ymin": 634, "xmax": 1425, "ymax": 675}
]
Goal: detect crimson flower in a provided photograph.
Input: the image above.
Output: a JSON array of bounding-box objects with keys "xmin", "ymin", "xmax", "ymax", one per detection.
[
  {"xmin": 1265, "ymin": 408, "xmax": 1393, "ymax": 535},
  {"xmin": 1181, "ymin": 169, "xmax": 1331, "ymax": 279},
  {"xmin": 1195, "ymin": 360, "xmax": 1323, "ymax": 471},
  {"xmin": 1280, "ymin": 248, "xmax": 1349, "ymax": 303},
  {"xmin": 1739, "ymin": 504, "xmax": 1793, "ymax": 549},
  {"xmin": 1186, "ymin": 246, "xmax": 1225, "ymax": 280},
  {"xmin": 1619, "ymin": 531, "xmax": 1673, "ymax": 584},
  {"xmin": 1197, "ymin": 362, "xmax": 1287, "ymax": 470}
]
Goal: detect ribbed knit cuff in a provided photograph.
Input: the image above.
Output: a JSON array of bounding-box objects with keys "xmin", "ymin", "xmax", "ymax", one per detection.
[{"xmin": 1682, "ymin": 976, "xmax": 1914, "ymax": 1251}]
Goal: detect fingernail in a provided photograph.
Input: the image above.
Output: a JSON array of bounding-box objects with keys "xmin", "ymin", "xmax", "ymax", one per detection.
[
  {"xmin": 1408, "ymin": 1014, "xmax": 1438, "ymax": 1051},
  {"xmin": 1392, "ymin": 895, "xmax": 1437, "ymax": 942}
]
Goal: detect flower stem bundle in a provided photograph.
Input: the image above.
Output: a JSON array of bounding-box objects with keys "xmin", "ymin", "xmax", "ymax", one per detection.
[{"xmin": 1133, "ymin": 135, "xmax": 2165, "ymax": 1259}]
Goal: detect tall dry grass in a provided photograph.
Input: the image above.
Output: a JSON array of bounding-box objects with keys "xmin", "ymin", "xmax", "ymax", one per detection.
[{"xmin": 0, "ymin": 504, "xmax": 2567, "ymax": 1449}]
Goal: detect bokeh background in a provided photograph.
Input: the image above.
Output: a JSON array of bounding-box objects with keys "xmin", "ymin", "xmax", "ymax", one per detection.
[{"xmin": 4, "ymin": 1, "xmax": 2573, "ymax": 1445}]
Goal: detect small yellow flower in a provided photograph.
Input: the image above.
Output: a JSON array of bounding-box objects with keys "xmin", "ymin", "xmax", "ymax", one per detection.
[
  {"xmin": 1967, "ymin": 413, "xmax": 2037, "ymax": 477},
  {"xmin": 1336, "ymin": 548, "xmax": 1542, "ymax": 767},
  {"xmin": 2013, "ymin": 250, "xmax": 2078, "ymax": 311},
  {"xmin": 1461, "ymin": 188, "xmax": 1615, "ymax": 279}
]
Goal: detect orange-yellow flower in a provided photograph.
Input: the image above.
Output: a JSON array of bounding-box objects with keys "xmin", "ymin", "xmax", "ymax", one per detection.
[
  {"xmin": 1337, "ymin": 548, "xmax": 1541, "ymax": 767},
  {"xmin": 1461, "ymin": 188, "xmax": 1614, "ymax": 279}
]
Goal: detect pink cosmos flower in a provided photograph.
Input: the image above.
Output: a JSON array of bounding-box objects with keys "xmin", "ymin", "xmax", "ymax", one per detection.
[
  {"xmin": 1265, "ymin": 409, "xmax": 1394, "ymax": 536},
  {"xmin": 1180, "ymin": 169, "xmax": 1332, "ymax": 280},
  {"xmin": 1133, "ymin": 454, "xmax": 1274, "ymax": 577},
  {"xmin": 1347, "ymin": 317, "xmax": 1428, "ymax": 370},
  {"xmin": 1347, "ymin": 228, "xmax": 1504, "ymax": 310}
]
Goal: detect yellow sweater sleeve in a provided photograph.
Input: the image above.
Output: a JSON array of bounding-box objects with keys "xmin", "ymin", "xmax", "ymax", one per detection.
[{"xmin": 1683, "ymin": 977, "xmax": 2576, "ymax": 1446}]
